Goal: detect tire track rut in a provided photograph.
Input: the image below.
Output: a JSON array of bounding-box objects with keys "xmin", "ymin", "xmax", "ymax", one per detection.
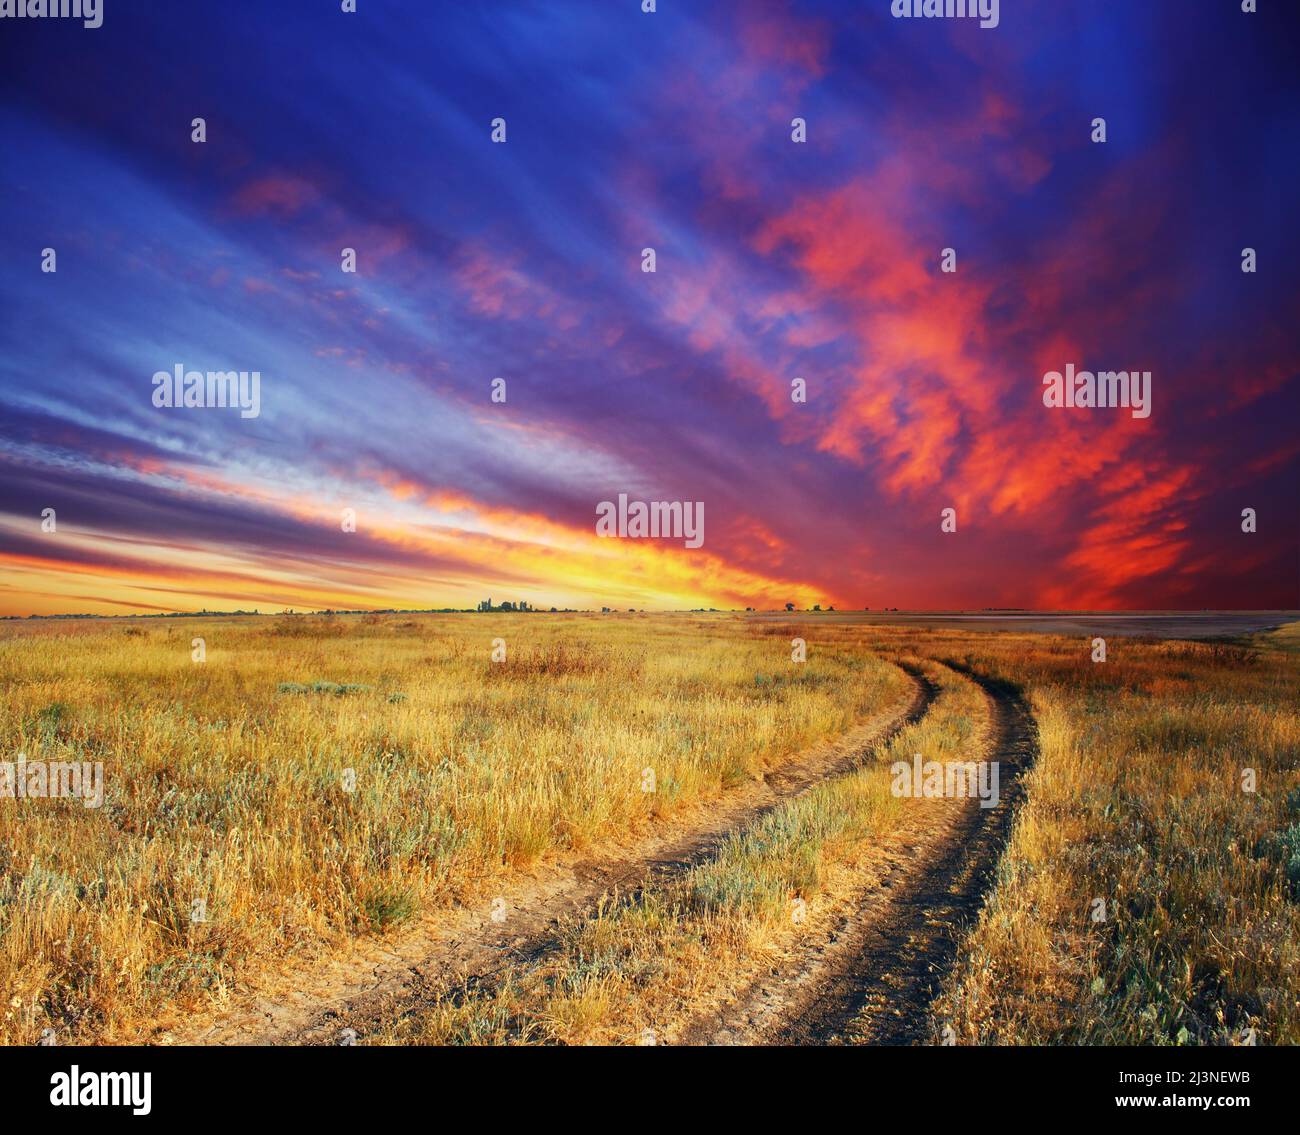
[{"xmin": 686, "ymin": 663, "xmax": 1037, "ymax": 1046}]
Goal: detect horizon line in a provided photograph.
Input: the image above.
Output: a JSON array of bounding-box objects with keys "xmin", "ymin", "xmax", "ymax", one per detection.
[{"xmin": 5, "ymin": 606, "xmax": 1299, "ymax": 622}]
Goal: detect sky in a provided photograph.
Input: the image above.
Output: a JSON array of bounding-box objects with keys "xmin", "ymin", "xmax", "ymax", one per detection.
[{"xmin": 0, "ymin": 0, "xmax": 1297, "ymax": 616}]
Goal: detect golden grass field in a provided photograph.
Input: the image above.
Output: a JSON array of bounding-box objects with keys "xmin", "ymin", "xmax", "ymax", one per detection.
[{"xmin": 1, "ymin": 613, "xmax": 1297, "ymax": 1045}]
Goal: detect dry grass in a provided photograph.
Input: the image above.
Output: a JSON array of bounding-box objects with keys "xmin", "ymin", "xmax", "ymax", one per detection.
[
  {"xmin": 3, "ymin": 613, "xmax": 1297, "ymax": 1046},
  {"xmin": 930, "ymin": 623, "xmax": 1300, "ymax": 1045},
  {"xmin": 0, "ymin": 613, "xmax": 904, "ymax": 1042}
]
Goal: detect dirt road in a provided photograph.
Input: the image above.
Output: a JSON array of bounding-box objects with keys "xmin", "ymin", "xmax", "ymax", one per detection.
[{"xmin": 684, "ymin": 664, "xmax": 1038, "ymax": 1045}]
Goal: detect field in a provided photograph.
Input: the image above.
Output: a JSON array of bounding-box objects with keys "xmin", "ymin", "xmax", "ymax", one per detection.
[{"xmin": 1, "ymin": 613, "xmax": 1298, "ymax": 1046}]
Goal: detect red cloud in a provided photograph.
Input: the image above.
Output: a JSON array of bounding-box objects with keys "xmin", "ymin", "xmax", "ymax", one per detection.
[{"xmin": 231, "ymin": 174, "xmax": 321, "ymax": 218}]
